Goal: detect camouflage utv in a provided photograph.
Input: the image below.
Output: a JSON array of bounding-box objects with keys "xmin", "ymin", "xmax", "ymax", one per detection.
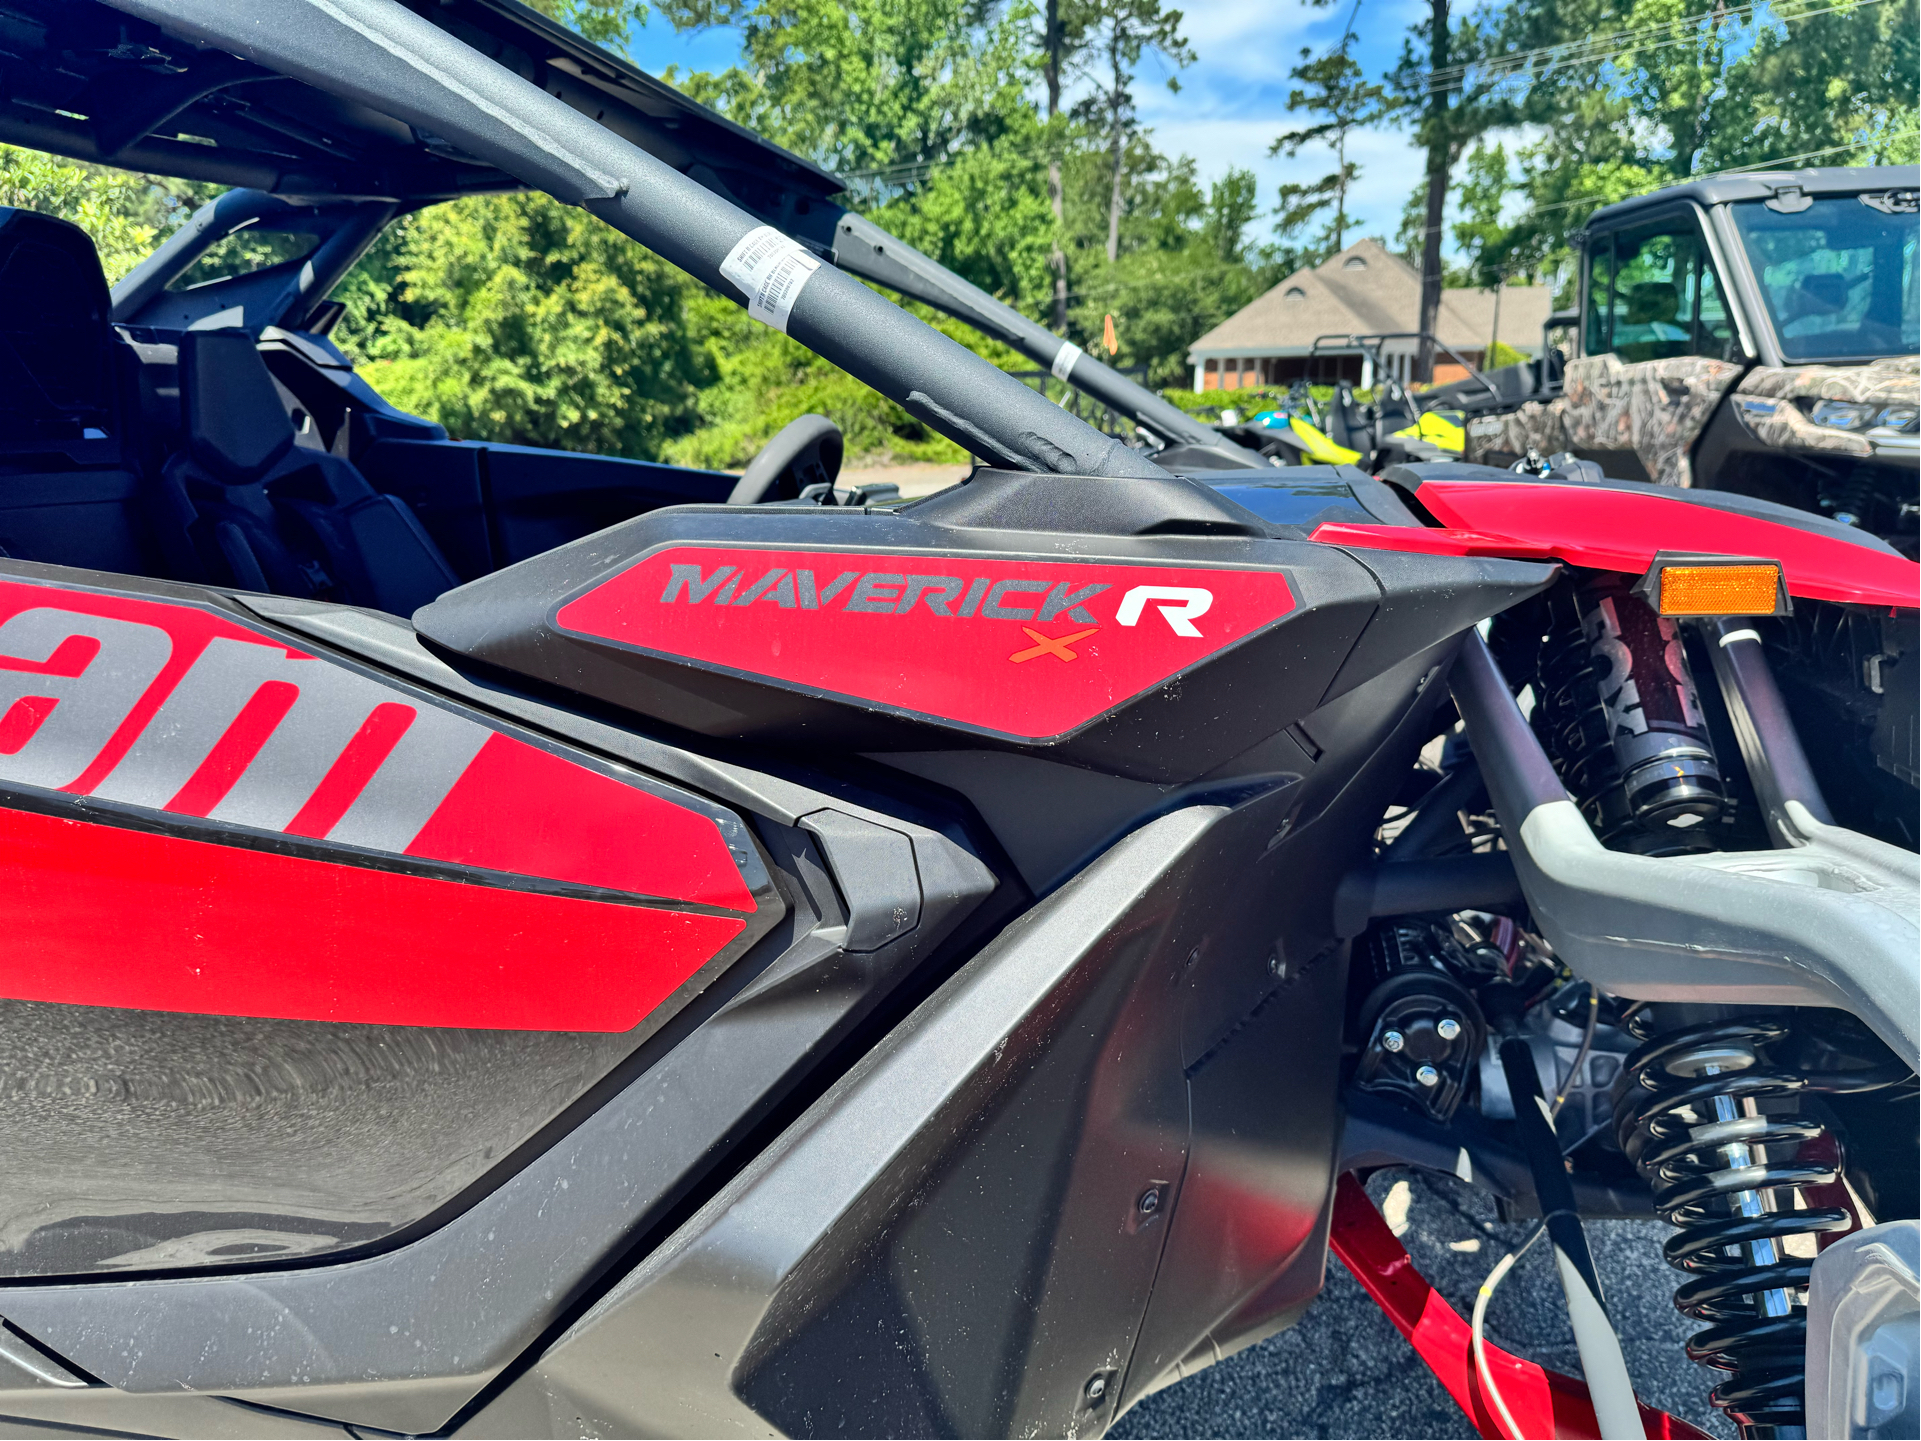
[{"xmin": 1462, "ymin": 166, "xmax": 1919, "ymax": 557}]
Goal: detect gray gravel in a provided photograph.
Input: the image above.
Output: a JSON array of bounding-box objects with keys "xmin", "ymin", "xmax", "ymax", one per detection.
[{"xmin": 1112, "ymin": 1170, "xmax": 1735, "ymax": 1439}]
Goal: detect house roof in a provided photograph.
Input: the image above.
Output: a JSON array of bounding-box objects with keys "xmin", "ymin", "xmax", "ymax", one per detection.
[{"xmin": 1189, "ymin": 240, "xmax": 1557, "ymax": 358}]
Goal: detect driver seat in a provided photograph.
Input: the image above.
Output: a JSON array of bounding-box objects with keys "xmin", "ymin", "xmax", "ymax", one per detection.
[{"xmin": 155, "ymin": 329, "xmax": 458, "ymax": 616}]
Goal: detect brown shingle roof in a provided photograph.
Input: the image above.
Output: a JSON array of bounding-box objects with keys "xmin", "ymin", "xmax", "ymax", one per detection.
[{"xmin": 1189, "ymin": 239, "xmax": 1555, "ymax": 356}]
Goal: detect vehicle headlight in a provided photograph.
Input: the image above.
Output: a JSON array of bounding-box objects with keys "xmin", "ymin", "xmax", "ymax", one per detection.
[
  {"xmin": 1875, "ymin": 405, "xmax": 1919, "ymax": 433},
  {"xmin": 1808, "ymin": 399, "xmax": 1877, "ymax": 431}
]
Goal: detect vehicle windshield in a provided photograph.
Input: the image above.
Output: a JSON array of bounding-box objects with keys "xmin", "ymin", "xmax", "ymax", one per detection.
[{"xmin": 1730, "ymin": 192, "xmax": 1920, "ymax": 362}]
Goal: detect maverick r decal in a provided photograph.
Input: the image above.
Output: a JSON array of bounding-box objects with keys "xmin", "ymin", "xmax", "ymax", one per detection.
[{"xmin": 555, "ymin": 547, "xmax": 1296, "ymax": 740}]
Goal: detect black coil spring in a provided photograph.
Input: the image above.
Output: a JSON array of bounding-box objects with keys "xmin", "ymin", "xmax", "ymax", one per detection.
[
  {"xmin": 1822, "ymin": 469, "xmax": 1878, "ymax": 530},
  {"xmin": 1615, "ymin": 1017, "xmax": 1853, "ymax": 1433}
]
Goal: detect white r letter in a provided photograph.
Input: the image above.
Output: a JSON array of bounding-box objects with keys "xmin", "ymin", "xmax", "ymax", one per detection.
[{"xmin": 1115, "ymin": 586, "xmax": 1214, "ymax": 638}]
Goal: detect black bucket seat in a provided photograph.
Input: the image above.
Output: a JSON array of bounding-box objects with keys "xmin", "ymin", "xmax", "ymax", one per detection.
[{"xmin": 156, "ymin": 328, "xmax": 458, "ymax": 616}]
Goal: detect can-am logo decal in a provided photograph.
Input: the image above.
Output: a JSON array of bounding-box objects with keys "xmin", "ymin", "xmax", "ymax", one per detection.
[
  {"xmin": 0, "ymin": 578, "xmax": 754, "ymax": 913},
  {"xmin": 555, "ymin": 548, "xmax": 1297, "ymax": 739}
]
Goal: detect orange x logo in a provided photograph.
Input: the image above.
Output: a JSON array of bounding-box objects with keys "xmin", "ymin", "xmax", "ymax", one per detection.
[{"xmin": 1009, "ymin": 626, "xmax": 1099, "ymax": 663}]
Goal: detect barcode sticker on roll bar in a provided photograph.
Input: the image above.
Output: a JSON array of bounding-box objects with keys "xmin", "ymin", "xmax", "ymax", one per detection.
[
  {"xmin": 1051, "ymin": 340, "xmax": 1084, "ymax": 383},
  {"xmin": 722, "ymin": 226, "xmax": 823, "ymax": 334}
]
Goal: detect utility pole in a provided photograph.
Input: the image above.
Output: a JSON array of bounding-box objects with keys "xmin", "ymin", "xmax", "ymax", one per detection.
[
  {"xmin": 1415, "ymin": 0, "xmax": 1449, "ymax": 383},
  {"xmin": 1044, "ymin": 0, "xmax": 1069, "ymax": 332},
  {"xmin": 1488, "ymin": 270, "xmax": 1502, "ymax": 368},
  {"xmin": 1106, "ymin": 21, "xmax": 1125, "ymax": 264}
]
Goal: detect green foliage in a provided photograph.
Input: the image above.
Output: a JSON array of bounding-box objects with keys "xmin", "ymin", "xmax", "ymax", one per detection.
[
  {"xmin": 333, "ymin": 192, "xmax": 706, "ymax": 459},
  {"xmin": 1269, "ymin": 39, "xmax": 1387, "ymax": 259},
  {"xmin": 658, "ymin": 0, "xmax": 1035, "ymax": 177},
  {"xmin": 0, "ymin": 145, "xmax": 210, "ymax": 282},
  {"xmin": 1440, "ymin": 0, "xmax": 1920, "ymax": 303},
  {"xmin": 1066, "ymin": 0, "xmax": 1196, "ymax": 261},
  {"xmin": 659, "ymin": 287, "xmax": 1026, "ymax": 469},
  {"xmin": 868, "ymin": 111, "xmax": 1060, "ymax": 313}
]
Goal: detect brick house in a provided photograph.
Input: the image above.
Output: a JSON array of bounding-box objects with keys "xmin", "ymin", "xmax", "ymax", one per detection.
[{"xmin": 1188, "ymin": 239, "xmax": 1556, "ymax": 391}]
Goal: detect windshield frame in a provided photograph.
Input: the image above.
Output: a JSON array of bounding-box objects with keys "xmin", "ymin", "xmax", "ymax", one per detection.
[{"xmin": 1720, "ymin": 191, "xmax": 1921, "ymax": 366}]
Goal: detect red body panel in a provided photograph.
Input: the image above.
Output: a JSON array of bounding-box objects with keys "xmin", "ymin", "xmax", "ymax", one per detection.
[
  {"xmin": 1311, "ymin": 481, "xmax": 1919, "ymax": 608},
  {"xmin": 1329, "ymin": 1175, "xmax": 1708, "ymax": 1441},
  {"xmin": 554, "ymin": 546, "xmax": 1299, "ymax": 740},
  {"xmin": 0, "ymin": 806, "xmax": 743, "ymax": 1030},
  {"xmin": 0, "ymin": 576, "xmax": 758, "ymax": 1027}
]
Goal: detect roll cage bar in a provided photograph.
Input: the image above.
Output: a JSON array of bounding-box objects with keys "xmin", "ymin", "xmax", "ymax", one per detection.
[
  {"xmin": 1308, "ymin": 332, "xmax": 1502, "ymax": 407},
  {"xmin": 33, "ymin": 0, "xmax": 1236, "ymax": 470}
]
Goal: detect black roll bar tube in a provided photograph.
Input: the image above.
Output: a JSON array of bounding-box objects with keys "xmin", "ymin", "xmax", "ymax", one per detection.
[
  {"xmin": 115, "ymin": 0, "xmax": 1173, "ymax": 482},
  {"xmin": 1310, "ymin": 331, "xmax": 1503, "ymax": 406},
  {"xmin": 827, "ymin": 215, "xmax": 1237, "ymax": 456}
]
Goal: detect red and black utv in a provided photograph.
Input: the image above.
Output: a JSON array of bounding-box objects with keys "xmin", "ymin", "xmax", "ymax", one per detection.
[{"xmin": 0, "ymin": 3, "xmax": 1909, "ymax": 1439}]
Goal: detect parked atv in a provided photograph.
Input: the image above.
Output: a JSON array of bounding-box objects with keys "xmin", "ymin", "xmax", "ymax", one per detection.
[
  {"xmin": 0, "ymin": 4, "xmax": 1909, "ymax": 1440},
  {"xmin": 1460, "ymin": 167, "xmax": 1920, "ymax": 556}
]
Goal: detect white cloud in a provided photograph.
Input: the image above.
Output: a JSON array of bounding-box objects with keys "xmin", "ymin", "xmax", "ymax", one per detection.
[{"xmin": 1091, "ymin": 0, "xmax": 1437, "ymax": 246}]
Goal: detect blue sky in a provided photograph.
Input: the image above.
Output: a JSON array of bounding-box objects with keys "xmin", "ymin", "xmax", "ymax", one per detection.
[{"xmin": 625, "ymin": 0, "xmax": 1437, "ymax": 253}]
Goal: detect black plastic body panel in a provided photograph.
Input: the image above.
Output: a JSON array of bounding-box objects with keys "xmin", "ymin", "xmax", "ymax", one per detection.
[
  {"xmin": 459, "ymin": 640, "xmax": 1456, "ymax": 1439},
  {"xmin": 359, "ymin": 439, "xmax": 737, "ymax": 582}
]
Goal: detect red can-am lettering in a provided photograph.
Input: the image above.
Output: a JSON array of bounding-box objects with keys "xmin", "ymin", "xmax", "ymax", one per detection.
[{"xmin": 555, "ymin": 547, "xmax": 1298, "ymax": 740}]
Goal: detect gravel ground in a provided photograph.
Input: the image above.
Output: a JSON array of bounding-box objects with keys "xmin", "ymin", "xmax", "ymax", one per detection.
[{"xmin": 1112, "ymin": 1170, "xmax": 1736, "ymax": 1440}]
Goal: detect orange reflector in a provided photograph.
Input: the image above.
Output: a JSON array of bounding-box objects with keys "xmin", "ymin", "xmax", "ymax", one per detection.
[{"xmin": 1657, "ymin": 563, "xmax": 1782, "ymax": 616}]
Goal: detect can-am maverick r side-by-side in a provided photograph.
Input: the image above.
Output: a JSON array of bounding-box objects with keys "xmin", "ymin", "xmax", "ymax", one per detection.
[{"xmin": 0, "ymin": 2, "xmax": 1911, "ymax": 1439}]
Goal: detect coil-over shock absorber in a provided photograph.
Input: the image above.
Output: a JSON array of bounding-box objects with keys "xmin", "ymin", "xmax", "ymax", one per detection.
[
  {"xmin": 1534, "ymin": 573, "xmax": 1726, "ymax": 854},
  {"xmin": 1821, "ymin": 467, "xmax": 1877, "ymax": 531},
  {"xmin": 1615, "ymin": 1016, "xmax": 1853, "ymax": 1435}
]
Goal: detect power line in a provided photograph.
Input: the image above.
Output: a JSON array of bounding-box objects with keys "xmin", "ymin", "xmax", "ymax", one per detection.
[
  {"xmin": 1505, "ymin": 129, "xmax": 1920, "ymax": 219},
  {"xmin": 1426, "ymin": 0, "xmax": 1888, "ymax": 93},
  {"xmin": 846, "ymin": 0, "xmax": 1888, "ymax": 187}
]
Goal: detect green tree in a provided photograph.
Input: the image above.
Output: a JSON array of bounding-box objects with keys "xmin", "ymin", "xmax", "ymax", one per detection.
[
  {"xmin": 1269, "ymin": 38, "xmax": 1387, "ymax": 257},
  {"xmin": 1038, "ymin": 0, "xmax": 1091, "ymax": 331},
  {"xmin": 1384, "ymin": 0, "xmax": 1516, "ymax": 377},
  {"xmin": 1067, "ymin": 0, "xmax": 1195, "ymax": 262},
  {"xmin": 660, "ymin": 0, "xmax": 1035, "ymax": 179},
  {"xmin": 0, "ymin": 145, "xmax": 209, "ymax": 282},
  {"xmin": 1063, "ymin": 153, "xmax": 1279, "ymax": 385},
  {"xmin": 869, "ymin": 113, "xmax": 1060, "ymax": 315},
  {"xmin": 1455, "ymin": 0, "xmax": 1918, "ymax": 306},
  {"xmin": 1201, "ymin": 167, "xmax": 1261, "ymax": 264},
  {"xmin": 335, "ymin": 192, "xmax": 707, "ymax": 458}
]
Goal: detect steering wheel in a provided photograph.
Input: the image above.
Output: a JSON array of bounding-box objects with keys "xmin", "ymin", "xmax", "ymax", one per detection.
[{"xmin": 727, "ymin": 414, "xmax": 844, "ymax": 505}]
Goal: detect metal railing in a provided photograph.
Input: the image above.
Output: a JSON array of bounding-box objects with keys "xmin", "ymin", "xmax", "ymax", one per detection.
[{"xmin": 1007, "ymin": 365, "xmax": 1151, "ymax": 439}]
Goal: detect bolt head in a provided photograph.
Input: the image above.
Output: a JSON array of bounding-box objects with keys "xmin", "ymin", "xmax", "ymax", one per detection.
[
  {"xmin": 1437, "ymin": 1017, "xmax": 1462, "ymax": 1041},
  {"xmin": 1085, "ymin": 1375, "xmax": 1108, "ymax": 1402},
  {"xmin": 1381, "ymin": 1029, "xmax": 1406, "ymax": 1053},
  {"xmin": 1415, "ymin": 1064, "xmax": 1441, "ymax": 1088},
  {"xmin": 1138, "ymin": 1187, "xmax": 1161, "ymax": 1216}
]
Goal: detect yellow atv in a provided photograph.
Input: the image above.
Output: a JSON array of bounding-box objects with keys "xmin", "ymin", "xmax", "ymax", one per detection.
[
  {"xmin": 1248, "ymin": 407, "xmax": 1363, "ymax": 465},
  {"xmin": 1393, "ymin": 408, "xmax": 1465, "ymax": 453}
]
